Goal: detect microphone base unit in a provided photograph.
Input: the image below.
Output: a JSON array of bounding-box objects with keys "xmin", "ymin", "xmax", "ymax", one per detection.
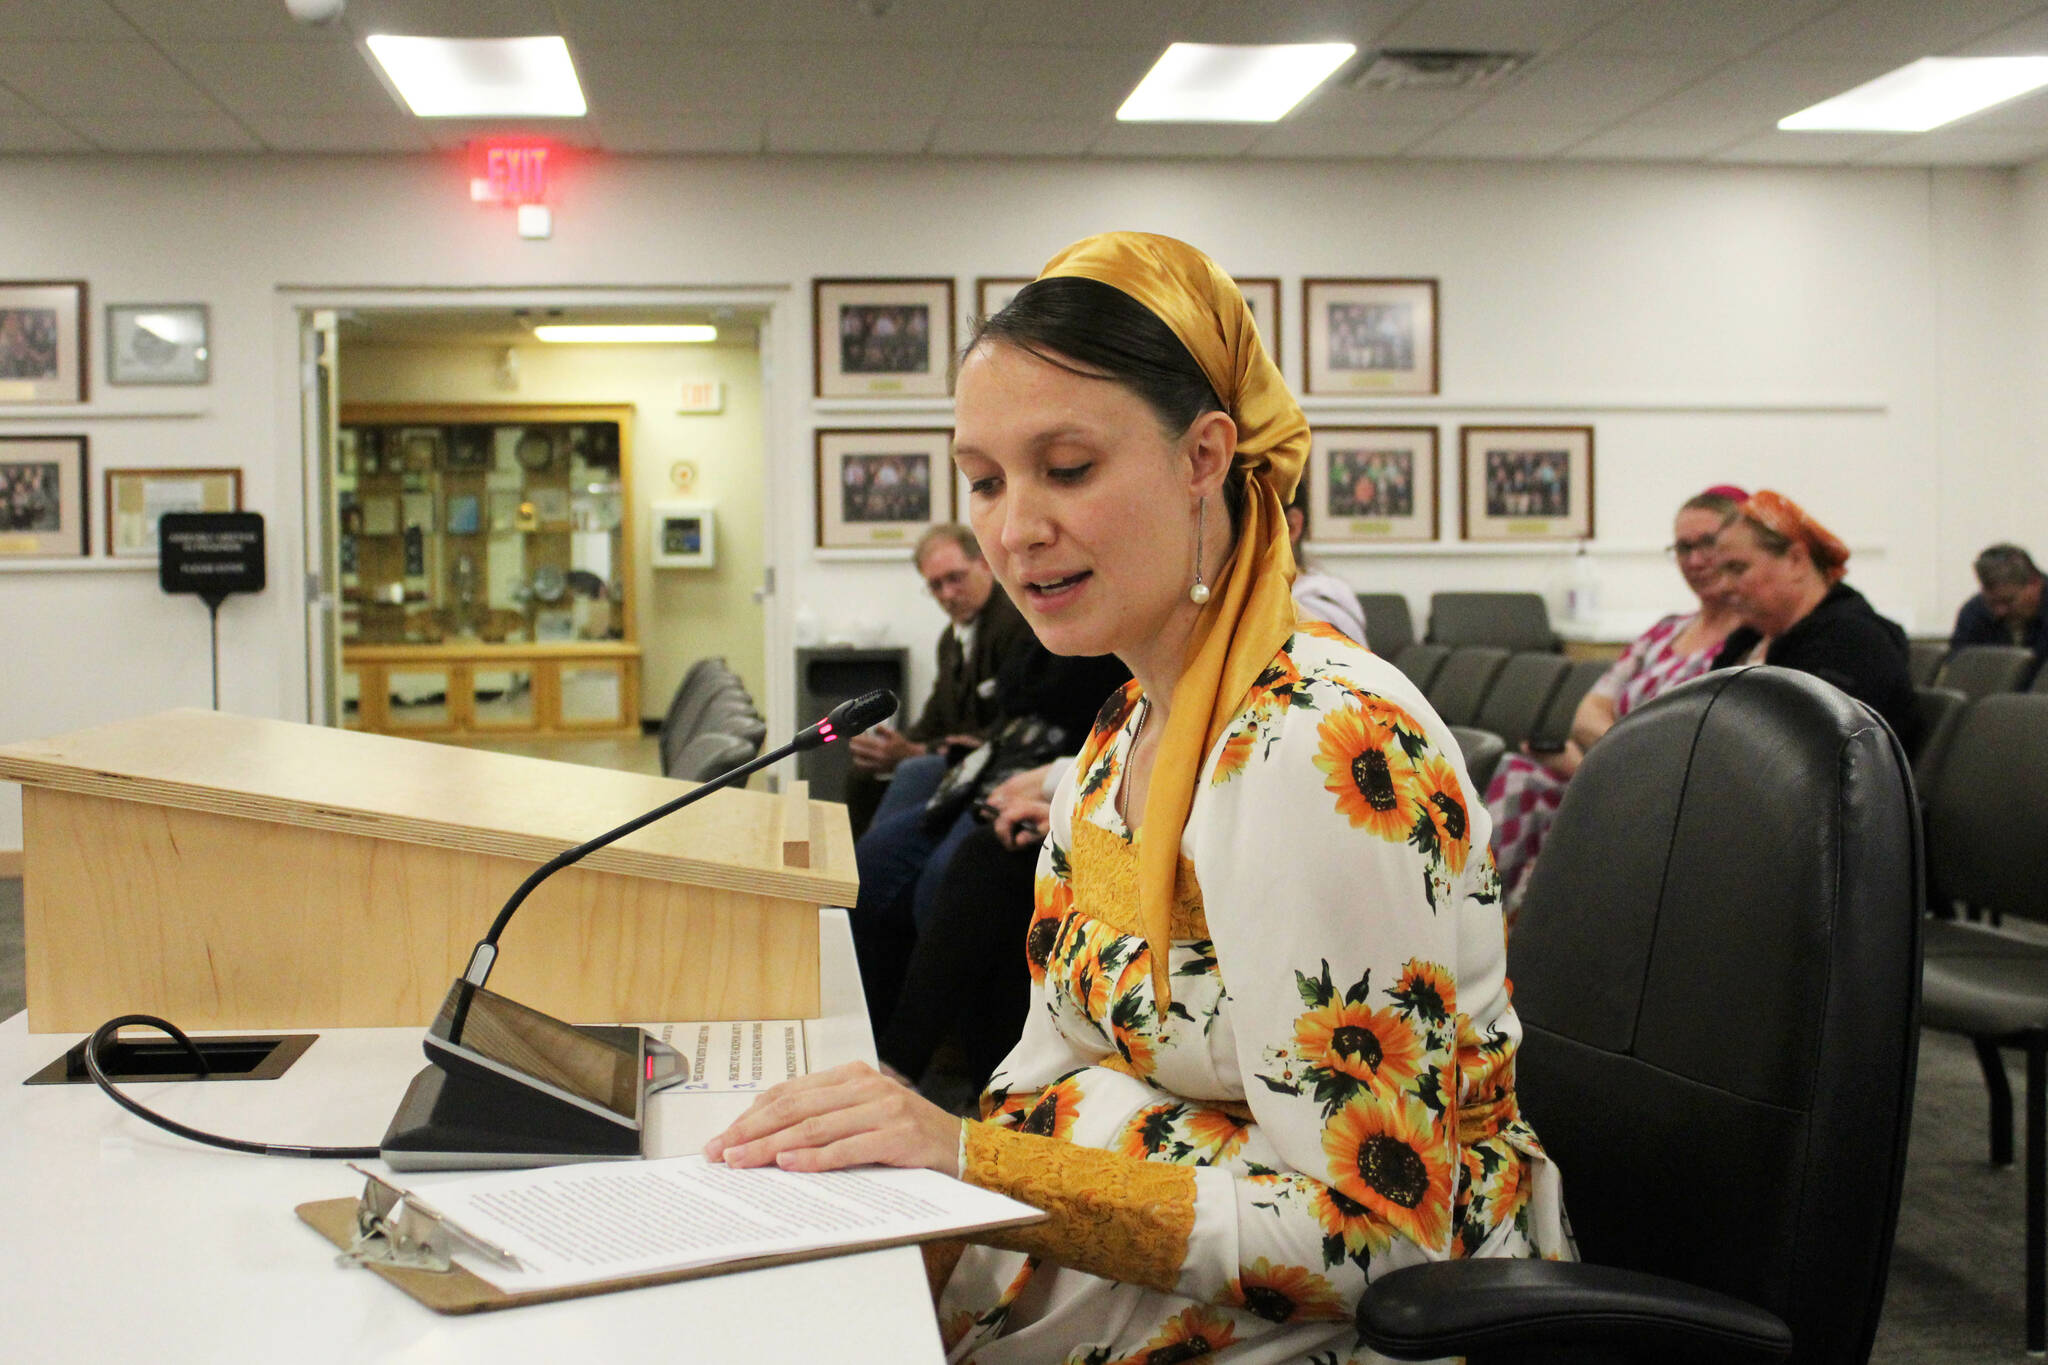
[{"xmin": 382, "ymin": 1042, "xmax": 645, "ymax": 1172}]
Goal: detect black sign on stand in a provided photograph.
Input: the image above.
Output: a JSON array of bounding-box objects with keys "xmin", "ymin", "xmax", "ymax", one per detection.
[{"xmin": 159, "ymin": 511, "xmax": 266, "ymax": 709}]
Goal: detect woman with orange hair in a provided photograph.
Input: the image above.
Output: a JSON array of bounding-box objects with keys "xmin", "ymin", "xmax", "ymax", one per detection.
[
  {"xmin": 1711, "ymin": 490, "xmax": 1921, "ymax": 750},
  {"xmin": 706, "ymin": 233, "xmax": 1568, "ymax": 1361}
]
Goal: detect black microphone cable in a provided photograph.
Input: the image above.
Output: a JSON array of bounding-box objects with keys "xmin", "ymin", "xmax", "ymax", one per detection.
[{"xmin": 82, "ymin": 1015, "xmax": 380, "ymax": 1159}]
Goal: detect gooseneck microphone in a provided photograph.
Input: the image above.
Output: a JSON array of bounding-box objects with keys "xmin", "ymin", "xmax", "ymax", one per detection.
[{"xmin": 448, "ymin": 688, "xmax": 897, "ymax": 1041}]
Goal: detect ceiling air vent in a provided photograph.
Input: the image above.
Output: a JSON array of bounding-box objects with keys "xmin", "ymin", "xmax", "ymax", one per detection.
[{"xmin": 1351, "ymin": 49, "xmax": 1529, "ymax": 91}]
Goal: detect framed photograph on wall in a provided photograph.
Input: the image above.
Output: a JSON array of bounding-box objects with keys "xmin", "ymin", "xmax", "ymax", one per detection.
[
  {"xmin": 104, "ymin": 466, "xmax": 241, "ymax": 558},
  {"xmin": 1459, "ymin": 425, "xmax": 1595, "ymax": 542},
  {"xmin": 1303, "ymin": 278, "xmax": 1438, "ymax": 396},
  {"xmin": 815, "ymin": 427, "xmax": 953, "ymax": 550},
  {"xmin": 1233, "ymin": 277, "xmax": 1281, "ymax": 368},
  {"xmin": 106, "ymin": 303, "xmax": 209, "ymax": 386},
  {"xmin": 975, "ymin": 276, "xmax": 1032, "ymax": 323},
  {"xmin": 1306, "ymin": 427, "xmax": 1438, "ymax": 545},
  {"xmin": 0, "ymin": 280, "xmax": 88, "ymax": 404},
  {"xmin": 814, "ymin": 278, "xmax": 955, "ymax": 398},
  {"xmin": 0, "ymin": 435, "xmax": 89, "ymax": 558}
]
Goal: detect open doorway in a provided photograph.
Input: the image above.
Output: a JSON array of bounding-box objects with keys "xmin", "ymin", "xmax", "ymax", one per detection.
[{"xmin": 301, "ymin": 300, "xmax": 773, "ymax": 774}]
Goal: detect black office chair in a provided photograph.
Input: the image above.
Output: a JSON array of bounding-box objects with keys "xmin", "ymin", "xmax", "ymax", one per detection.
[
  {"xmin": 1359, "ymin": 667, "xmax": 1922, "ymax": 1364},
  {"xmin": 1909, "ymin": 685, "xmax": 1967, "ymax": 789},
  {"xmin": 1357, "ymin": 593, "xmax": 1415, "ymax": 657},
  {"xmin": 1393, "ymin": 643, "xmax": 1452, "ymax": 693},
  {"xmin": 1428, "ymin": 591, "xmax": 1559, "ymax": 652},
  {"xmin": 1919, "ymin": 694, "xmax": 2048, "ymax": 1353},
  {"xmin": 1450, "ymin": 725, "xmax": 1507, "ymax": 792},
  {"xmin": 1424, "ymin": 646, "xmax": 1511, "ymax": 728},
  {"xmin": 1935, "ymin": 644, "xmax": 2036, "ymax": 701},
  {"xmin": 1473, "ymin": 653, "xmax": 1571, "ymax": 749},
  {"xmin": 1908, "ymin": 640, "xmax": 1947, "ymax": 688}
]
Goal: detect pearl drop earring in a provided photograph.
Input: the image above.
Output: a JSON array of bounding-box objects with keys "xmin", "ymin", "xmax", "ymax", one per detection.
[{"xmin": 1189, "ymin": 496, "xmax": 1211, "ymax": 605}]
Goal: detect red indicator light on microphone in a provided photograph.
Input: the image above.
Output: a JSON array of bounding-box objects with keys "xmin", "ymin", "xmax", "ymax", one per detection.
[
  {"xmin": 819, "ymin": 723, "xmax": 837, "ymax": 742},
  {"xmin": 646, "ymin": 1056, "xmax": 654, "ymax": 1081}
]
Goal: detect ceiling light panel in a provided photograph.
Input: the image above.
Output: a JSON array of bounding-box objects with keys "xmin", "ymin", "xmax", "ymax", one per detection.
[
  {"xmin": 1118, "ymin": 43, "xmax": 1356, "ymax": 123},
  {"xmin": 366, "ymin": 35, "xmax": 588, "ymax": 118},
  {"xmin": 1779, "ymin": 56, "xmax": 2048, "ymax": 133}
]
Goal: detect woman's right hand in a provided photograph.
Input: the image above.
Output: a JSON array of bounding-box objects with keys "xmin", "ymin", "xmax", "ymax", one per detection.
[{"xmin": 993, "ymin": 797, "xmax": 1052, "ymax": 848}]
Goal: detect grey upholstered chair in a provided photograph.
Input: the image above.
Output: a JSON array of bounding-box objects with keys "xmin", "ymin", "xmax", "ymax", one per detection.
[
  {"xmin": 1392, "ymin": 643, "xmax": 1451, "ymax": 693},
  {"xmin": 1472, "ymin": 653, "xmax": 1571, "ymax": 749},
  {"xmin": 1935, "ymin": 644, "xmax": 2037, "ymax": 700},
  {"xmin": 1356, "ymin": 593, "xmax": 1415, "ymax": 657},
  {"xmin": 1910, "ymin": 685, "xmax": 1968, "ymax": 788},
  {"xmin": 1908, "ymin": 640, "xmax": 1948, "ymax": 687},
  {"xmin": 1424, "ymin": 646, "xmax": 1511, "ymax": 728},
  {"xmin": 1531, "ymin": 659, "xmax": 1609, "ymax": 746},
  {"xmin": 1427, "ymin": 591, "xmax": 1559, "ymax": 652},
  {"xmin": 1449, "ymin": 725, "xmax": 1506, "ymax": 792},
  {"xmin": 1919, "ymin": 693, "xmax": 2048, "ymax": 1352},
  {"xmin": 1359, "ymin": 666, "xmax": 1922, "ymax": 1364}
]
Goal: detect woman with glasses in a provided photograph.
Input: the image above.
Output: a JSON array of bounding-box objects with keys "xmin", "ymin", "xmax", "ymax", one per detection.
[{"xmin": 1485, "ymin": 485, "xmax": 1749, "ymax": 923}]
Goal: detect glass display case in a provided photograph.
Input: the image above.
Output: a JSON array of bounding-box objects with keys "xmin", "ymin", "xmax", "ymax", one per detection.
[{"xmin": 336, "ymin": 404, "xmax": 640, "ymax": 735}]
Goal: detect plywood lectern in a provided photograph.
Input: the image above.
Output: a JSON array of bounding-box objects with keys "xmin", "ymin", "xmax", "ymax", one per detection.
[{"xmin": 0, "ymin": 710, "xmax": 858, "ymax": 1033}]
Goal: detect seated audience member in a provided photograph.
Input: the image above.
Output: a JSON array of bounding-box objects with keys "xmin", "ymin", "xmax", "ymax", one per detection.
[
  {"xmin": 844, "ymin": 524, "xmax": 1035, "ymax": 835},
  {"xmin": 1950, "ymin": 542, "xmax": 2046, "ymax": 682},
  {"xmin": 1284, "ymin": 485, "xmax": 1369, "ymax": 645},
  {"xmin": 1486, "ymin": 486, "xmax": 1748, "ymax": 921},
  {"xmin": 1711, "ymin": 489, "xmax": 1922, "ymax": 751}
]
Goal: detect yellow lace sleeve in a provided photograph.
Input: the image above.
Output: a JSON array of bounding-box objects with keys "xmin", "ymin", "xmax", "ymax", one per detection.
[{"xmin": 961, "ymin": 1120, "xmax": 1197, "ymax": 1294}]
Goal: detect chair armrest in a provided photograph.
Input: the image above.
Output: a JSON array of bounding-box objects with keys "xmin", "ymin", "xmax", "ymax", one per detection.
[{"xmin": 1356, "ymin": 1260, "xmax": 1792, "ymax": 1363}]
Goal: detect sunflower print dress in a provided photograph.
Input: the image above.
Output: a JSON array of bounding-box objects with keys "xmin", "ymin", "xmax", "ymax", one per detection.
[{"xmin": 938, "ymin": 624, "xmax": 1571, "ymax": 1365}]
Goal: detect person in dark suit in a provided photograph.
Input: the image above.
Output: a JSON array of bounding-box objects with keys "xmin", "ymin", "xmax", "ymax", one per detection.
[
  {"xmin": 1949, "ymin": 543, "xmax": 2046, "ymax": 684},
  {"xmin": 843, "ymin": 524, "xmax": 1035, "ymax": 835}
]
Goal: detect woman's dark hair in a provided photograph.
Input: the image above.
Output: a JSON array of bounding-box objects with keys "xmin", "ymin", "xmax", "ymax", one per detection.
[{"xmin": 969, "ymin": 276, "xmax": 1245, "ymax": 522}]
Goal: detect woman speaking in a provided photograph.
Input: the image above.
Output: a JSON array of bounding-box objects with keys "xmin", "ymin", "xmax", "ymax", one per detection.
[{"xmin": 708, "ymin": 234, "xmax": 1570, "ymax": 1362}]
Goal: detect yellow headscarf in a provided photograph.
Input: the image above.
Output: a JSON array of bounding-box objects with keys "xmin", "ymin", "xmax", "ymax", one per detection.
[{"xmin": 1036, "ymin": 232, "xmax": 1310, "ymax": 1006}]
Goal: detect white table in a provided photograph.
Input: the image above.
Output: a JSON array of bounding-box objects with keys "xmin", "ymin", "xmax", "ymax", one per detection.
[{"xmin": 0, "ymin": 908, "xmax": 942, "ymax": 1365}]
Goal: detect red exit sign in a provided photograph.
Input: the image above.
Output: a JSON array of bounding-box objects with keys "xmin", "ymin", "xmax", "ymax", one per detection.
[{"xmin": 468, "ymin": 140, "xmax": 555, "ymax": 205}]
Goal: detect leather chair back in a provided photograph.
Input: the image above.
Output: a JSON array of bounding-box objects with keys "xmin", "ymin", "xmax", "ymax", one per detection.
[
  {"xmin": 1909, "ymin": 685, "xmax": 1968, "ymax": 787},
  {"xmin": 1908, "ymin": 640, "xmax": 1947, "ymax": 688},
  {"xmin": 2033, "ymin": 664, "xmax": 2048, "ymax": 695},
  {"xmin": 1510, "ymin": 666, "xmax": 1921, "ymax": 1364},
  {"xmin": 1428, "ymin": 591, "xmax": 1558, "ymax": 651},
  {"xmin": 1473, "ymin": 652, "xmax": 1570, "ymax": 748},
  {"xmin": 1534, "ymin": 659, "xmax": 1609, "ymax": 744},
  {"xmin": 1424, "ymin": 646, "xmax": 1510, "ymax": 727},
  {"xmin": 1357, "ymin": 593, "xmax": 1415, "ymax": 657},
  {"xmin": 1449, "ymin": 726, "xmax": 1506, "ymax": 792},
  {"xmin": 1392, "ymin": 643, "xmax": 1451, "ymax": 693},
  {"xmin": 1935, "ymin": 644, "xmax": 2036, "ymax": 701},
  {"xmin": 1926, "ymin": 694, "xmax": 2048, "ymax": 921}
]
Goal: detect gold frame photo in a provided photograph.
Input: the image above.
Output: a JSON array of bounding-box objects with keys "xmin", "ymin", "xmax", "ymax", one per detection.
[
  {"xmin": 0, "ymin": 434, "xmax": 90, "ymax": 558},
  {"xmin": 0, "ymin": 280, "xmax": 89, "ymax": 405},
  {"xmin": 975, "ymin": 276, "xmax": 1032, "ymax": 324},
  {"xmin": 813, "ymin": 278, "xmax": 956, "ymax": 398},
  {"xmin": 1303, "ymin": 277, "xmax": 1439, "ymax": 397},
  {"xmin": 1305, "ymin": 426, "xmax": 1439, "ymax": 546},
  {"xmin": 1233, "ymin": 276, "xmax": 1282, "ymax": 368},
  {"xmin": 815, "ymin": 427, "xmax": 955, "ymax": 550},
  {"xmin": 104, "ymin": 465, "xmax": 242, "ymax": 558},
  {"xmin": 1459, "ymin": 425, "xmax": 1595, "ymax": 542}
]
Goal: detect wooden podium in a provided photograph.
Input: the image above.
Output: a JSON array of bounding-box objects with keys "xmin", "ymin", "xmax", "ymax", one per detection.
[{"xmin": 0, "ymin": 710, "xmax": 858, "ymax": 1033}]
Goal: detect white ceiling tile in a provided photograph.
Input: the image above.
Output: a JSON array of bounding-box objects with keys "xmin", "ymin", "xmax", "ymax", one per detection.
[
  {"xmin": 1710, "ymin": 129, "xmax": 1909, "ymax": 163},
  {"xmin": 1376, "ymin": 0, "xmax": 1637, "ymax": 52},
  {"xmin": 572, "ymin": 43, "xmax": 780, "ymax": 120},
  {"xmin": 66, "ymin": 112, "xmax": 264, "ymax": 151},
  {"xmin": 928, "ymin": 119, "xmax": 1100, "ymax": 155},
  {"xmin": 575, "ymin": 0, "xmax": 990, "ymax": 47},
  {"xmin": 1089, "ymin": 122, "xmax": 1268, "ymax": 156},
  {"xmin": 156, "ymin": 41, "xmax": 396, "ymax": 115},
  {"xmin": 1246, "ymin": 118, "xmax": 1437, "ymax": 157},
  {"xmin": 0, "ymin": 83, "xmax": 36, "ymax": 117},
  {"xmin": 1760, "ymin": 0, "xmax": 2045, "ymax": 61},
  {"xmin": 800, "ymin": 45, "xmax": 970, "ymax": 121},
  {"xmin": 109, "ymin": 0, "xmax": 340, "ymax": 41},
  {"xmin": 414, "ymin": 117, "xmax": 604, "ymax": 151},
  {"xmin": 0, "ymin": 0, "xmax": 131, "ymax": 39},
  {"xmin": 1627, "ymin": 57, "xmax": 1898, "ymax": 128},
  {"xmin": 336, "ymin": 0, "xmax": 562, "ymax": 39},
  {"xmin": 980, "ymin": 0, "xmax": 1204, "ymax": 48},
  {"xmin": 1571, "ymin": 0, "xmax": 1847, "ymax": 58},
  {"xmin": 939, "ymin": 46, "xmax": 1157, "ymax": 124},
  {"xmin": 0, "ymin": 114, "xmax": 93, "ymax": 151},
  {"xmin": 1456, "ymin": 54, "xmax": 1726, "ymax": 127},
  {"xmin": 242, "ymin": 110, "xmax": 434, "ymax": 152},
  {"xmin": 1564, "ymin": 121, "xmax": 1759, "ymax": 159},
  {"xmin": 1953, "ymin": 11, "xmax": 2048, "ymax": 56},
  {"xmin": 765, "ymin": 116, "xmax": 936, "ymax": 154},
  {"xmin": 1860, "ymin": 127, "xmax": 2048, "ymax": 164},
  {"xmin": 592, "ymin": 115, "xmax": 766, "ymax": 154},
  {"xmin": 1404, "ymin": 121, "xmax": 1607, "ymax": 158},
  {"xmin": 0, "ymin": 41, "xmax": 214, "ymax": 114},
  {"xmin": 1183, "ymin": 0, "xmax": 1411, "ymax": 45},
  {"xmin": 1286, "ymin": 79, "xmax": 1496, "ymax": 124}
]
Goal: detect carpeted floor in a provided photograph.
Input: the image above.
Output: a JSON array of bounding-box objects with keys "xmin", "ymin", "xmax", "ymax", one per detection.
[{"xmin": 0, "ymin": 875, "xmax": 2034, "ymax": 1356}]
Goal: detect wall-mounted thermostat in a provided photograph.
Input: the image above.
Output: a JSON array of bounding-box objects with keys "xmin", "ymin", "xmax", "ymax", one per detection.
[{"xmin": 650, "ymin": 499, "xmax": 715, "ymax": 569}]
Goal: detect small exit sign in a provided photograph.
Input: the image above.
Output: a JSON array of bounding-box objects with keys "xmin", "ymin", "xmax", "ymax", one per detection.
[
  {"xmin": 468, "ymin": 139, "xmax": 554, "ymax": 206},
  {"xmin": 678, "ymin": 380, "xmax": 725, "ymax": 414}
]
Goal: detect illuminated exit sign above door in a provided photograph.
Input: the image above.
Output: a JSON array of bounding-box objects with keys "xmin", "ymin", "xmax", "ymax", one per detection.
[{"xmin": 468, "ymin": 139, "xmax": 555, "ymax": 205}]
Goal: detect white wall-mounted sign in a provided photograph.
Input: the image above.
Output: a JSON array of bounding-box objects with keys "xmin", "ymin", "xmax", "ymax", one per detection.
[
  {"xmin": 678, "ymin": 379, "xmax": 725, "ymax": 414},
  {"xmin": 650, "ymin": 499, "xmax": 716, "ymax": 569}
]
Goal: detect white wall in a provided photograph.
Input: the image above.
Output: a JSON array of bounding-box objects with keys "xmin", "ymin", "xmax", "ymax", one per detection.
[
  {"xmin": 2018, "ymin": 159, "xmax": 2048, "ymax": 573},
  {"xmin": 3, "ymin": 151, "xmax": 2045, "ymax": 850},
  {"xmin": 340, "ymin": 336, "xmax": 769, "ymax": 711}
]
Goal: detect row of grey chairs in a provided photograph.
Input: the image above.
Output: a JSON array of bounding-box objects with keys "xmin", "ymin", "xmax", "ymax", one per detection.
[
  {"xmin": 1356, "ymin": 590, "xmax": 1561, "ymax": 658},
  {"xmin": 657, "ymin": 657, "xmax": 766, "ymax": 782},
  {"xmin": 1391, "ymin": 644, "xmax": 1608, "ymax": 789},
  {"xmin": 1911, "ymin": 641, "xmax": 2046, "ymax": 699}
]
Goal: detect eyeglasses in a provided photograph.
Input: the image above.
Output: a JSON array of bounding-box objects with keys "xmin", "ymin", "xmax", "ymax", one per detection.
[
  {"xmin": 1665, "ymin": 536, "xmax": 1719, "ymax": 558},
  {"xmin": 925, "ymin": 569, "xmax": 972, "ymax": 596}
]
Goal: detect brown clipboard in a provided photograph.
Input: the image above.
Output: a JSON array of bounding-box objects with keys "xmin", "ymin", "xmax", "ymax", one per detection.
[{"xmin": 297, "ymin": 1196, "xmax": 1042, "ymax": 1315}]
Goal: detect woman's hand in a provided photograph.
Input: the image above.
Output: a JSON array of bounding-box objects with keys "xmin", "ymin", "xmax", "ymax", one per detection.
[
  {"xmin": 701, "ymin": 1062, "xmax": 961, "ymax": 1176},
  {"xmin": 1527, "ymin": 738, "xmax": 1584, "ymax": 779},
  {"xmin": 994, "ymin": 796, "xmax": 1052, "ymax": 849}
]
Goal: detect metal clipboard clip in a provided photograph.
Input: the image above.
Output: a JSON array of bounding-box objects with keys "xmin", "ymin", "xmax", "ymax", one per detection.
[{"xmin": 338, "ymin": 1164, "xmax": 529, "ymax": 1275}]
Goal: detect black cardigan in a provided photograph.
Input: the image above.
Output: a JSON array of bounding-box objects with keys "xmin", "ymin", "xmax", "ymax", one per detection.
[{"xmin": 1712, "ymin": 582, "xmax": 1922, "ymax": 753}]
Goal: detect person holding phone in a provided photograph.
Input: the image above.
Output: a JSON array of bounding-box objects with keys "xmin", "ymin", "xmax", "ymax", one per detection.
[{"xmin": 1485, "ymin": 486, "xmax": 1750, "ymax": 925}]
